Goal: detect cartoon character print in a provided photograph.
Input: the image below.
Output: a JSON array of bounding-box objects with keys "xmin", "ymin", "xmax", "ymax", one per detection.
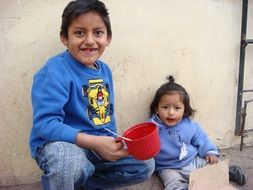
[{"xmin": 82, "ymin": 79, "xmax": 112, "ymax": 126}]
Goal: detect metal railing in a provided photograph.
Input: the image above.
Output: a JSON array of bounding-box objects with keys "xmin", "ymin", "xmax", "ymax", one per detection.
[
  {"xmin": 239, "ymin": 91, "xmax": 253, "ymax": 150},
  {"xmin": 235, "ymin": 0, "xmax": 253, "ymax": 143}
]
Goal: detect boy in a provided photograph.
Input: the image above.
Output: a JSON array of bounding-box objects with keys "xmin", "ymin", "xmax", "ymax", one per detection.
[{"xmin": 29, "ymin": 0, "xmax": 154, "ymax": 189}]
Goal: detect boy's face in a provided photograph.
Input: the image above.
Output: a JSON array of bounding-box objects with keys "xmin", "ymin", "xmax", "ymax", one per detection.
[
  {"xmin": 61, "ymin": 11, "xmax": 111, "ymax": 68},
  {"xmin": 156, "ymin": 93, "xmax": 185, "ymax": 127}
]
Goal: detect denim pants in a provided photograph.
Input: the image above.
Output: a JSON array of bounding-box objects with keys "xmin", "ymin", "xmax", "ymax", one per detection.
[
  {"xmin": 35, "ymin": 141, "xmax": 155, "ymax": 190},
  {"xmin": 158, "ymin": 156, "xmax": 208, "ymax": 190}
]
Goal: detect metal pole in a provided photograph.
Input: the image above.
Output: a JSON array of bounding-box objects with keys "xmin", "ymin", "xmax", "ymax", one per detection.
[{"xmin": 235, "ymin": 0, "xmax": 248, "ymax": 135}]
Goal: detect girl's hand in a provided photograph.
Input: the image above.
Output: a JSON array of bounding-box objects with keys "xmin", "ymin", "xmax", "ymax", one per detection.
[
  {"xmin": 76, "ymin": 133, "xmax": 129, "ymax": 161},
  {"xmin": 205, "ymin": 154, "xmax": 219, "ymax": 164}
]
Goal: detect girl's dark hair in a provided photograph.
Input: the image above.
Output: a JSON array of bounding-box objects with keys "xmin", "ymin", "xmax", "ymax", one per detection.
[
  {"xmin": 150, "ymin": 75, "xmax": 196, "ymax": 118},
  {"xmin": 60, "ymin": 0, "xmax": 112, "ymax": 39}
]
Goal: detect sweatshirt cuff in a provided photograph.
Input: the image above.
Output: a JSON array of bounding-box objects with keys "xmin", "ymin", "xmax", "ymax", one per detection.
[
  {"xmin": 63, "ymin": 128, "xmax": 81, "ymax": 144},
  {"xmin": 206, "ymin": 150, "xmax": 220, "ymax": 156}
]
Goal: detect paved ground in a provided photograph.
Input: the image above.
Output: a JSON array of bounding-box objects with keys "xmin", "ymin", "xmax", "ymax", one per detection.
[
  {"xmin": 219, "ymin": 145, "xmax": 253, "ymax": 190},
  {"xmin": 0, "ymin": 145, "xmax": 252, "ymax": 190}
]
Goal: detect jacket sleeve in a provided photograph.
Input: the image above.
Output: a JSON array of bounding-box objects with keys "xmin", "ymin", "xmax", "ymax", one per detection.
[
  {"xmin": 191, "ymin": 123, "xmax": 219, "ymax": 158},
  {"xmin": 32, "ymin": 72, "xmax": 80, "ymax": 143}
]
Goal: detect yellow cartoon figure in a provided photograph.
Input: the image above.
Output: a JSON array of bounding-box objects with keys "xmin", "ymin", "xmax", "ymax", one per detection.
[{"xmin": 82, "ymin": 79, "xmax": 111, "ymax": 125}]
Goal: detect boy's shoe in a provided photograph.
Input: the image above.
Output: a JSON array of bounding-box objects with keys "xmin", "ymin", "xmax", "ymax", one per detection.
[{"xmin": 229, "ymin": 165, "xmax": 246, "ymax": 186}]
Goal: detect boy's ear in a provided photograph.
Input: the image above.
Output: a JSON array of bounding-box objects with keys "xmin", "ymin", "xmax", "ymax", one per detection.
[
  {"xmin": 60, "ymin": 33, "xmax": 68, "ymax": 46},
  {"xmin": 106, "ymin": 36, "xmax": 112, "ymax": 46}
]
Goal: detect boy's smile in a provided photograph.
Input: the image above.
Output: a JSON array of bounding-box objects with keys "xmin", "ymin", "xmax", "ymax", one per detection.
[{"xmin": 61, "ymin": 11, "xmax": 111, "ymax": 68}]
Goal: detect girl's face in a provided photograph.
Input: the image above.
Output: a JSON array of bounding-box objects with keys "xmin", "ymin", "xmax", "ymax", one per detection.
[
  {"xmin": 156, "ymin": 93, "xmax": 185, "ymax": 127},
  {"xmin": 61, "ymin": 11, "xmax": 111, "ymax": 68}
]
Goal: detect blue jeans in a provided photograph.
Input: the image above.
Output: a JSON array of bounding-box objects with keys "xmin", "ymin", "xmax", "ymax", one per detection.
[{"xmin": 35, "ymin": 141, "xmax": 155, "ymax": 190}]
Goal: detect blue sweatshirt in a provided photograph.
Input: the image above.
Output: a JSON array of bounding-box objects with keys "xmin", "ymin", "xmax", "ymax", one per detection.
[
  {"xmin": 151, "ymin": 115, "xmax": 219, "ymax": 171},
  {"xmin": 29, "ymin": 51, "xmax": 116, "ymax": 158}
]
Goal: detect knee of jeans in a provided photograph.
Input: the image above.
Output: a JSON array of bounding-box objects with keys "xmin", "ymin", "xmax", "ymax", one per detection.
[
  {"xmin": 74, "ymin": 159, "xmax": 95, "ymax": 184},
  {"xmin": 146, "ymin": 158, "xmax": 156, "ymax": 177},
  {"xmin": 43, "ymin": 142, "xmax": 95, "ymax": 182},
  {"xmin": 62, "ymin": 153, "xmax": 95, "ymax": 178},
  {"xmin": 141, "ymin": 158, "xmax": 155, "ymax": 179},
  {"xmin": 51, "ymin": 153, "xmax": 95, "ymax": 185}
]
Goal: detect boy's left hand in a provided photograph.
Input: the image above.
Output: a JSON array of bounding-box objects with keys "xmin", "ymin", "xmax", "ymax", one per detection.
[{"xmin": 205, "ymin": 154, "xmax": 219, "ymax": 164}]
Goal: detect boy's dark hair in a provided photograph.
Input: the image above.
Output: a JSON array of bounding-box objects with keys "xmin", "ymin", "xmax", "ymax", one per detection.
[
  {"xmin": 60, "ymin": 0, "xmax": 112, "ymax": 39},
  {"xmin": 150, "ymin": 75, "xmax": 195, "ymax": 118}
]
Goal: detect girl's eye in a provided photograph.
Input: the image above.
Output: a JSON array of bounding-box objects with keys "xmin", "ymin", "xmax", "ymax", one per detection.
[
  {"xmin": 175, "ymin": 106, "xmax": 181, "ymax": 110},
  {"xmin": 94, "ymin": 30, "xmax": 104, "ymax": 37},
  {"xmin": 162, "ymin": 106, "xmax": 168, "ymax": 109},
  {"xmin": 75, "ymin": 31, "xmax": 84, "ymax": 37}
]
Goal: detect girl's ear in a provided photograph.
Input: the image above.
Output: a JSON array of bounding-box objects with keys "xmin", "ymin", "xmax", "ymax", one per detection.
[{"xmin": 60, "ymin": 33, "xmax": 68, "ymax": 46}]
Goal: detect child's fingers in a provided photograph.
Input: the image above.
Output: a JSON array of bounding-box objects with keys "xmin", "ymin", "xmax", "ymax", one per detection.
[
  {"xmin": 205, "ymin": 155, "xmax": 210, "ymax": 162},
  {"xmin": 205, "ymin": 155, "xmax": 219, "ymax": 164}
]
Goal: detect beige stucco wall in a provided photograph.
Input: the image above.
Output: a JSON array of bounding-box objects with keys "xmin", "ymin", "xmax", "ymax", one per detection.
[{"xmin": 0, "ymin": 0, "xmax": 252, "ymax": 186}]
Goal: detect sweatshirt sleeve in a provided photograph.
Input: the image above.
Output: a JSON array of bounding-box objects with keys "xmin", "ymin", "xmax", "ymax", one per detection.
[
  {"xmin": 191, "ymin": 123, "xmax": 219, "ymax": 158},
  {"xmin": 32, "ymin": 72, "xmax": 80, "ymax": 143}
]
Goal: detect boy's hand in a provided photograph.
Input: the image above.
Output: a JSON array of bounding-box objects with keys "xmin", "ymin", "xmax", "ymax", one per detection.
[
  {"xmin": 76, "ymin": 133, "xmax": 129, "ymax": 161},
  {"xmin": 92, "ymin": 136, "xmax": 129, "ymax": 161},
  {"xmin": 205, "ymin": 154, "xmax": 219, "ymax": 164}
]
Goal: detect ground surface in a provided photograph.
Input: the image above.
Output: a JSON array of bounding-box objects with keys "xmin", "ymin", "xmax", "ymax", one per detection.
[{"xmin": 0, "ymin": 145, "xmax": 252, "ymax": 190}]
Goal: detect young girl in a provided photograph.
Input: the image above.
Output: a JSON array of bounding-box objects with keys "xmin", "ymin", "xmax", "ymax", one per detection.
[{"xmin": 149, "ymin": 75, "xmax": 246, "ymax": 189}]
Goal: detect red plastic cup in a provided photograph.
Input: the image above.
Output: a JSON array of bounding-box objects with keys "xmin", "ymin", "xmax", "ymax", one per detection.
[{"xmin": 121, "ymin": 122, "xmax": 161, "ymax": 160}]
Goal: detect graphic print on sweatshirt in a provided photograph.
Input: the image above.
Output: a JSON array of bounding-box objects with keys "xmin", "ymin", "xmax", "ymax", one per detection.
[{"xmin": 82, "ymin": 78, "xmax": 112, "ymax": 125}]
